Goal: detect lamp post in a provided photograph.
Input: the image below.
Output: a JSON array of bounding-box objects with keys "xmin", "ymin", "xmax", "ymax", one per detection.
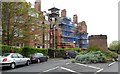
[{"xmin": 41, "ymin": 21, "xmax": 45, "ymax": 48}]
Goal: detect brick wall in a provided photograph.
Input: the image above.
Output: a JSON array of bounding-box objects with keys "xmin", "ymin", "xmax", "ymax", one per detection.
[
  {"xmin": 73, "ymin": 14, "xmax": 78, "ymax": 24},
  {"xmin": 88, "ymin": 35, "xmax": 108, "ymax": 50},
  {"xmin": 61, "ymin": 9, "xmax": 66, "ymax": 17}
]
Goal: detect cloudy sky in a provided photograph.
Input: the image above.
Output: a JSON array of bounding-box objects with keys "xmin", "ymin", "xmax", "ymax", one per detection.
[{"xmin": 26, "ymin": 0, "xmax": 119, "ymax": 46}]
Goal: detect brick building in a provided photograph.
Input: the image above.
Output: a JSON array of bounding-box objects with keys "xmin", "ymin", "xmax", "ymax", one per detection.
[
  {"xmin": 73, "ymin": 14, "xmax": 88, "ymax": 49},
  {"xmin": 88, "ymin": 35, "xmax": 108, "ymax": 50},
  {"xmin": 30, "ymin": 0, "xmax": 50, "ymax": 48},
  {"xmin": 56, "ymin": 17, "xmax": 76, "ymax": 48},
  {"xmin": 10, "ymin": 0, "xmax": 88, "ymax": 49}
]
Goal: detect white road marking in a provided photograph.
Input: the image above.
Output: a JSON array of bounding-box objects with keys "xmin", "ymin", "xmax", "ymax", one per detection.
[
  {"xmin": 96, "ymin": 68, "xmax": 104, "ymax": 73},
  {"xmin": 43, "ymin": 66, "xmax": 59, "ymax": 72},
  {"xmin": 66, "ymin": 63, "xmax": 70, "ymax": 65},
  {"xmin": 75, "ymin": 63, "xmax": 100, "ymax": 69},
  {"xmin": 108, "ymin": 62, "xmax": 116, "ymax": 67},
  {"xmin": 88, "ymin": 65, "xmax": 101, "ymax": 69},
  {"xmin": 94, "ymin": 62, "xmax": 117, "ymax": 74},
  {"xmin": 75, "ymin": 63, "xmax": 87, "ymax": 67},
  {"xmin": 60, "ymin": 67, "xmax": 76, "ymax": 73}
]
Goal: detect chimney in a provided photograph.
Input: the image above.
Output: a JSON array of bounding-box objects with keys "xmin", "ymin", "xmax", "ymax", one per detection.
[
  {"xmin": 34, "ymin": 0, "xmax": 41, "ymax": 12},
  {"xmin": 73, "ymin": 14, "xmax": 78, "ymax": 24},
  {"xmin": 61, "ymin": 9, "xmax": 66, "ymax": 17},
  {"xmin": 81, "ymin": 21, "xmax": 87, "ymax": 33}
]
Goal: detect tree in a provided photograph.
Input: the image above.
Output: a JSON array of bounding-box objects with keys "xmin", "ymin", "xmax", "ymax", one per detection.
[
  {"xmin": 2, "ymin": 2, "xmax": 44, "ymax": 47},
  {"xmin": 2, "ymin": 2, "xmax": 33, "ymax": 46},
  {"xmin": 109, "ymin": 40, "xmax": 120, "ymax": 52}
]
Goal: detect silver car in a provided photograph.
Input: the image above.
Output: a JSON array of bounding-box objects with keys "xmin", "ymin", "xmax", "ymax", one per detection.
[{"xmin": 0, "ymin": 53, "xmax": 30, "ymax": 69}]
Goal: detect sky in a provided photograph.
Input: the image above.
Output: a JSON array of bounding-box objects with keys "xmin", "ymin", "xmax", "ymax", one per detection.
[{"xmin": 26, "ymin": 0, "xmax": 119, "ymax": 46}]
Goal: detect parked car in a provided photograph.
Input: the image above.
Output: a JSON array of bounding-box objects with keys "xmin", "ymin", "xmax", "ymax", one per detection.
[
  {"xmin": 117, "ymin": 49, "xmax": 120, "ymax": 54},
  {"xmin": 29, "ymin": 53, "xmax": 49, "ymax": 63},
  {"xmin": 63, "ymin": 50, "xmax": 78, "ymax": 59},
  {"xmin": 0, "ymin": 53, "xmax": 30, "ymax": 69}
]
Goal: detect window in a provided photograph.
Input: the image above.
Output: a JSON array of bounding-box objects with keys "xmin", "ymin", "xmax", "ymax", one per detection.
[
  {"xmin": 16, "ymin": 43, "xmax": 20, "ymax": 47},
  {"xmin": 82, "ymin": 36, "xmax": 87, "ymax": 39},
  {"xmin": 14, "ymin": 28, "xmax": 18, "ymax": 37},
  {"xmin": 50, "ymin": 39, "xmax": 52, "ymax": 43},
  {"xmin": 11, "ymin": 54, "xmax": 18, "ymax": 58},
  {"xmin": 35, "ymin": 53, "xmax": 43, "ymax": 57},
  {"xmin": 19, "ymin": 29, "xmax": 23, "ymax": 37},
  {"xmin": 45, "ymin": 44, "xmax": 47, "ymax": 48},
  {"xmin": 48, "ymin": 34, "xmax": 50, "ymax": 40},
  {"xmin": 48, "ymin": 44, "xmax": 50, "ymax": 48},
  {"xmin": 37, "ymin": 45, "xmax": 40, "ymax": 48},
  {"xmin": 17, "ymin": 53, "xmax": 23, "ymax": 58},
  {"xmin": 45, "ymin": 34, "xmax": 47, "ymax": 40},
  {"xmin": 34, "ymin": 34, "xmax": 38, "ymax": 40},
  {"xmin": 21, "ymin": 43, "xmax": 24, "ymax": 47}
]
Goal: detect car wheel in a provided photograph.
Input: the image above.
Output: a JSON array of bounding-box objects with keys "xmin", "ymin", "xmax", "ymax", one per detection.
[
  {"xmin": 10, "ymin": 62, "xmax": 16, "ymax": 69},
  {"xmin": 45, "ymin": 59, "xmax": 48, "ymax": 62},
  {"xmin": 37, "ymin": 59, "xmax": 40, "ymax": 63},
  {"xmin": 26, "ymin": 60, "xmax": 30, "ymax": 66}
]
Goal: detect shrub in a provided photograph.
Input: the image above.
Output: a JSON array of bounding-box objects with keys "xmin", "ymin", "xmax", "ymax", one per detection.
[
  {"xmin": 1, "ymin": 45, "xmax": 12, "ymax": 54},
  {"xmin": 75, "ymin": 51, "xmax": 107, "ymax": 64},
  {"xmin": 87, "ymin": 45, "xmax": 118, "ymax": 61},
  {"xmin": 22, "ymin": 46, "xmax": 30, "ymax": 57},
  {"xmin": 101, "ymin": 50, "xmax": 118, "ymax": 60},
  {"xmin": 22, "ymin": 47, "xmax": 48, "ymax": 57},
  {"xmin": 1, "ymin": 45, "xmax": 22, "ymax": 54},
  {"xmin": 35, "ymin": 48, "xmax": 48, "ymax": 55}
]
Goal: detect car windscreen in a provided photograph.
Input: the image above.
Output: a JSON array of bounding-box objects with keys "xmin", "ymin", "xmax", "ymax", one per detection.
[{"xmin": 35, "ymin": 53, "xmax": 43, "ymax": 57}]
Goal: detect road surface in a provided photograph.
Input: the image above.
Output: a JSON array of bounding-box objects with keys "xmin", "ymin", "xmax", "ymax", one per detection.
[{"xmin": 1, "ymin": 58, "xmax": 118, "ymax": 74}]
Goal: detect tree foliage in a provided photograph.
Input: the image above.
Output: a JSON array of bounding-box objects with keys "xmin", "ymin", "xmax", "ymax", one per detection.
[
  {"xmin": 109, "ymin": 40, "xmax": 120, "ymax": 52},
  {"xmin": 2, "ymin": 2, "xmax": 44, "ymax": 47}
]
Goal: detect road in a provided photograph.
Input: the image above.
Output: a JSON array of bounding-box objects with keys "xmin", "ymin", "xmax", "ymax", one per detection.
[{"xmin": 1, "ymin": 58, "xmax": 119, "ymax": 74}]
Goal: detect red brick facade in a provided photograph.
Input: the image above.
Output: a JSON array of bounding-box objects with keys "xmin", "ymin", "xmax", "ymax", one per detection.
[
  {"xmin": 88, "ymin": 35, "xmax": 108, "ymax": 50},
  {"xmin": 73, "ymin": 14, "xmax": 78, "ymax": 24},
  {"xmin": 61, "ymin": 9, "xmax": 66, "ymax": 17}
]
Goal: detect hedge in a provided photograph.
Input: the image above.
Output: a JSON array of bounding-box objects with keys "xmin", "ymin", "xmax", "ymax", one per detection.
[
  {"xmin": 1, "ymin": 45, "xmax": 81, "ymax": 58},
  {"xmin": 22, "ymin": 47, "xmax": 48, "ymax": 57},
  {"xmin": 0, "ymin": 45, "xmax": 22, "ymax": 54},
  {"xmin": 0, "ymin": 45, "xmax": 48, "ymax": 57},
  {"xmin": 48, "ymin": 48, "xmax": 81, "ymax": 58}
]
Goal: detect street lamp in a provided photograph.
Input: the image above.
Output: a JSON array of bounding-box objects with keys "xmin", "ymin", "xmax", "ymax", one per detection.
[{"xmin": 42, "ymin": 21, "xmax": 45, "ymax": 48}]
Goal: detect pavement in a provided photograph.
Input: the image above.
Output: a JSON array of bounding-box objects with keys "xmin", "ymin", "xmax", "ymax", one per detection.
[{"xmin": 1, "ymin": 58, "xmax": 119, "ymax": 74}]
